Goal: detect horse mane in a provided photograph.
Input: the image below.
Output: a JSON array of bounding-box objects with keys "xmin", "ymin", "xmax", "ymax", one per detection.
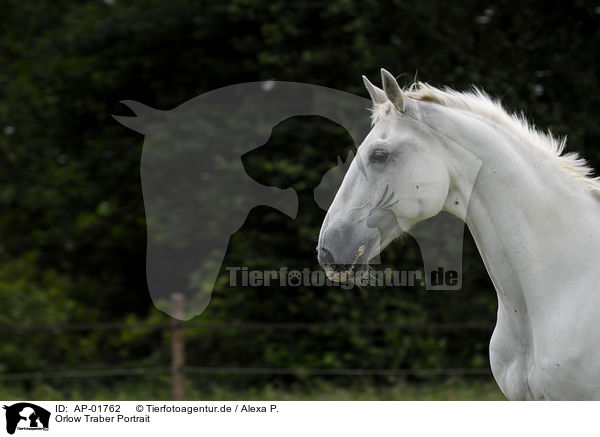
[{"xmin": 371, "ymin": 82, "xmax": 600, "ymax": 197}]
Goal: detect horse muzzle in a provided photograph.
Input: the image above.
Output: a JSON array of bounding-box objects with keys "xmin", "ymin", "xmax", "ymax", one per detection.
[{"xmin": 317, "ymin": 222, "xmax": 373, "ymax": 282}]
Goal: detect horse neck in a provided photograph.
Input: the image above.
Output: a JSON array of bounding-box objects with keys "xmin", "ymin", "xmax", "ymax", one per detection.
[{"xmin": 419, "ymin": 102, "xmax": 600, "ymax": 316}]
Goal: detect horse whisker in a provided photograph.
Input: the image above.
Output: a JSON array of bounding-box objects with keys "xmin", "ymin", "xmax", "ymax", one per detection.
[
  {"xmin": 376, "ymin": 185, "xmax": 389, "ymax": 208},
  {"xmin": 382, "ymin": 189, "xmax": 395, "ymax": 207},
  {"xmin": 382, "ymin": 199, "xmax": 399, "ymax": 209}
]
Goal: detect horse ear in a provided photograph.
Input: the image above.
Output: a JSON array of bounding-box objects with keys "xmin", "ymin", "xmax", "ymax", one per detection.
[
  {"xmin": 362, "ymin": 75, "xmax": 387, "ymax": 104},
  {"xmin": 381, "ymin": 69, "xmax": 406, "ymax": 111},
  {"xmin": 112, "ymin": 100, "xmax": 163, "ymax": 134},
  {"xmin": 337, "ymin": 149, "xmax": 355, "ymax": 168},
  {"xmin": 344, "ymin": 149, "xmax": 354, "ymax": 163}
]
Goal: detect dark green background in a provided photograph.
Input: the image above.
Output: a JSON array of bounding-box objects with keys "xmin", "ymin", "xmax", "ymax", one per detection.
[{"xmin": 0, "ymin": 0, "xmax": 598, "ymax": 396}]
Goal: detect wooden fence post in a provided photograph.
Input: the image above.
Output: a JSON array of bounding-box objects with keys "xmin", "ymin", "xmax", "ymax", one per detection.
[{"xmin": 171, "ymin": 293, "xmax": 185, "ymax": 401}]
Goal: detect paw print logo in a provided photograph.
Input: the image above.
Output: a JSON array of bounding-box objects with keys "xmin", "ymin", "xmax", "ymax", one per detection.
[{"xmin": 288, "ymin": 270, "xmax": 302, "ymax": 286}]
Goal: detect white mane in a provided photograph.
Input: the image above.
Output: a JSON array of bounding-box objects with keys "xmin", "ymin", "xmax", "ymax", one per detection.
[{"xmin": 371, "ymin": 82, "xmax": 600, "ymax": 197}]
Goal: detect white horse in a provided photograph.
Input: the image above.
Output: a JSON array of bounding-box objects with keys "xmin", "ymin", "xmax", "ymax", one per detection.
[{"xmin": 317, "ymin": 69, "xmax": 600, "ymax": 400}]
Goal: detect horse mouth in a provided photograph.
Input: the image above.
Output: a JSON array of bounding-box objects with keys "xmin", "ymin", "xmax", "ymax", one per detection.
[{"xmin": 323, "ymin": 244, "xmax": 368, "ymax": 283}]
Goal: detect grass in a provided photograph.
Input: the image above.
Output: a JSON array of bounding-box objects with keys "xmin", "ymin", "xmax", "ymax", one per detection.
[
  {"xmin": 203, "ymin": 379, "xmax": 506, "ymax": 401},
  {"xmin": 0, "ymin": 377, "xmax": 506, "ymax": 401}
]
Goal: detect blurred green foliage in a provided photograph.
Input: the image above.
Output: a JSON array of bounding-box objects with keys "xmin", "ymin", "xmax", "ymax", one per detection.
[{"xmin": 0, "ymin": 0, "xmax": 598, "ymax": 394}]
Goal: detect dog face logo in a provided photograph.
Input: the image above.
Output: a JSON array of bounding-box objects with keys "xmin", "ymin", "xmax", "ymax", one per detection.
[{"xmin": 3, "ymin": 403, "xmax": 50, "ymax": 434}]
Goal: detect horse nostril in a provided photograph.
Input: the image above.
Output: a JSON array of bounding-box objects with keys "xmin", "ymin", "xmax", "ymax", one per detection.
[
  {"xmin": 330, "ymin": 264, "xmax": 353, "ymax": 273},
  {"xmin": 320, "ymin": 247, "xmax": 335, "ymax": 265}
]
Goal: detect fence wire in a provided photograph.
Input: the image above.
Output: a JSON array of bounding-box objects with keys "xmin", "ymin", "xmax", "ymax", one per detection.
[
  {"xmin": 0, "ymin": 320, "xmax": 494, "ymax": 381},
  {"xmin": 0, "ymin": 321, "xmax": 494, "ymax": 332}
]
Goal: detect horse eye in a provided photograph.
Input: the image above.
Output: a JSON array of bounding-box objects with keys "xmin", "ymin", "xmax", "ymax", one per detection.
[{"xmin": 369, "ymin": 149, "xmax": 390, "ymax": 163}]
